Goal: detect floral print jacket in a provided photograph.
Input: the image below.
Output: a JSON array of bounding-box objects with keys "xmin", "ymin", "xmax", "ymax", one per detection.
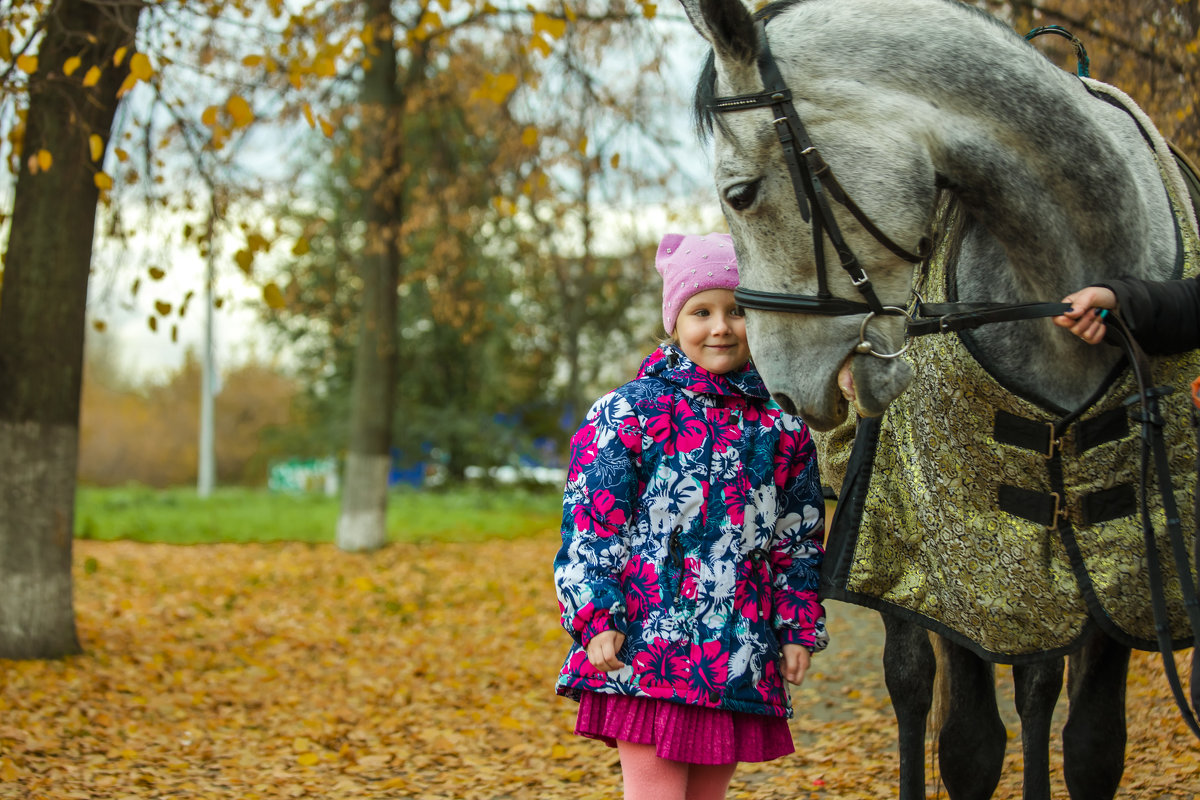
[{"xmin": 554, "ymin": 345, "xmax": 827, "ymax": 718}]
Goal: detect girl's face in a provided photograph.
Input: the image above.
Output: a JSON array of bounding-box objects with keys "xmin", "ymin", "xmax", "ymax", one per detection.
[{"xmin": 673, "ymin": 289, "xmax": 751, "ymax": 375}]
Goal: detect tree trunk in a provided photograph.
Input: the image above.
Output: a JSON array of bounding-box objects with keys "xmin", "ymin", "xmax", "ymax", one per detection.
[
  {"xmin": 0, "ymin": 0, "xmax": 142, "ymax": 658},
  {"xmin": 336, "ymin": 0, "xmax": 402, "ymax": 552}
]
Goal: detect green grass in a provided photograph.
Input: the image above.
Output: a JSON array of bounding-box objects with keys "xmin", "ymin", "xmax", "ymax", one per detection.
[{"xmin": 74, "ymin": 485, "xmax": 563, "ymax": 545}]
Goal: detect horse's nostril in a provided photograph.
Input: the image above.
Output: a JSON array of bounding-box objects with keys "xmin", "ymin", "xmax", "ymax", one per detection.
[{"xmin": 773, "ymin": 393, "xmax": 798, "ymax": 415}]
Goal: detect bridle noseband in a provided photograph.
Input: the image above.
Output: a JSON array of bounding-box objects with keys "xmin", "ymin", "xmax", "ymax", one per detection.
[{"xmin": 709, "ymin": 19, "xmax": 1070, "ymax": 358}]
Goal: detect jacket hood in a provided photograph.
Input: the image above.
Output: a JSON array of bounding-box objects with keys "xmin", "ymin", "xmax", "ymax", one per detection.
[{"xmin": 637, "ymin": 344, "xmax": 771, "ymax": 401}]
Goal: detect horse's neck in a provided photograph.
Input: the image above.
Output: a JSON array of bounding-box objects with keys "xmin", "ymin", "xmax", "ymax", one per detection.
[
  {"xmin": 944, "ymin": 84, "xmax": 1180, "ymax": 411},
  {"xmin": 916, "ymin": 52, "xmax": 1181, "ymax": 410}
]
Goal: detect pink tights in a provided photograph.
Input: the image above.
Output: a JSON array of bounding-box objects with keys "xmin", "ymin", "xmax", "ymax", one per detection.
[{"xmin": 616, "ymin": 740, "xmax": 737, "ymax": 800}]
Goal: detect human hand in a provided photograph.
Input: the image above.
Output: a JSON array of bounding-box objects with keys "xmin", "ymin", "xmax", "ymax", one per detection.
[
  {"xmin": 586, "ymin": 630, "xmax": 626, "ymax": 672},
  {"xmin": 781, "ymin": 643, "xmax": 811, "ymax": 686},
  {"xmin": 1053, "ymin": 286, "xmax": 1118, "ymax": 345}
]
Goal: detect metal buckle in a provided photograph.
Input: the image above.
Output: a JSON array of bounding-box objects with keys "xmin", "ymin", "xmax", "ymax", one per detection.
[
  {"xmin": 1044, "ymin": 422, "xmax": 1058, "ymax": 460},
  {"xmin": 1048, "ymin": 491, "xmax": 1066, "ymax": 530}
]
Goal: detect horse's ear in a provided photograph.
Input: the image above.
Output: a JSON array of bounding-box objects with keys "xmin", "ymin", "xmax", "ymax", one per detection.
[{"xmin": 678, "ymin": 0, "xmax": 759, "ymax": 67}]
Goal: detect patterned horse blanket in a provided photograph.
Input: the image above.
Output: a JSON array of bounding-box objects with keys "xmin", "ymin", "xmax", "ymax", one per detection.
[{"xmin": 819, "ymin": 84, "xmax": 1200, "ymax": 661}]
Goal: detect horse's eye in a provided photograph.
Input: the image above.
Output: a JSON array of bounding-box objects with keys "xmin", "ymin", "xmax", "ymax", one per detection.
[{"xmin": 724, "ymin": 179, "xmax": 761, "ymax": 212}]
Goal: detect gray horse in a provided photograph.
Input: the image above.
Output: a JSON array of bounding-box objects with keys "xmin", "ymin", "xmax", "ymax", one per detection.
[{"xmin": 680, "ymin": 0, "xmax": 1200, "ymax": 797}]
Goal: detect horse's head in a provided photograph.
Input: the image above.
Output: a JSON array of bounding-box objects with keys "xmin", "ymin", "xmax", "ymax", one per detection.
[{"xmin": 681, "ymin": 0, "xmax": 940, "ymax": 430}]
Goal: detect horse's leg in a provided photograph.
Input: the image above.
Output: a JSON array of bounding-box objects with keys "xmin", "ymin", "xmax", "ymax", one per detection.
[
  {"xmin": 882, "ymin": 614, "xmax": 936, "ymax": 800},
  {"xmin": 1012, "ymin": 657, "xmax": 1064, "ymax": 800},
  {"xmin": 936, "ymin": 640, "xmax": 1006, "ymax": 800},
  {"xmin": 1062, "ymin": 632, "xmax": 1130, "ymax": 800}
]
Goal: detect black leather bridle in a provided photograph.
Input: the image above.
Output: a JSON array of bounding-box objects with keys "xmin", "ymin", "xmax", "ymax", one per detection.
[{"xmin": 708, "ymin": 20, "xmax": 1071, "ymax": 359}]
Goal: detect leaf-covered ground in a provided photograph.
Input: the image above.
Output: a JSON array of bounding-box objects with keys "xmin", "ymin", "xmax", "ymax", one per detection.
[{"xmin": 1, "ymin": 537, "xmax": 1196, "ymax": 799}]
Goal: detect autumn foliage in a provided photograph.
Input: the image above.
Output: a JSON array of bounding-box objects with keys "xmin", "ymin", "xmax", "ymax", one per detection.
[
  {"xmin": 77, "ymin": 353, "xmax": 299, "ymax": 487},
  {"xmin": 1, "ymin": 535, "xmax": 1196, "ymax": 799}
]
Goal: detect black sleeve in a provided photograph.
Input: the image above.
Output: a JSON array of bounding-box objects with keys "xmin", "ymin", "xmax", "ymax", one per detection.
[{"xmin": 1097, "ymin": 275, "xmax": 1200, "ymax": 355}]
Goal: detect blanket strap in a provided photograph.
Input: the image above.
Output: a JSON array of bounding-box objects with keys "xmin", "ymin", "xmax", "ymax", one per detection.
[
  {"xmin": 991, "ymin": 408, "xmax": 1137, "ymax": 528},
  {"xmin": 997, "ymin": 484, "xmax": 1136, "ymax": 529}
]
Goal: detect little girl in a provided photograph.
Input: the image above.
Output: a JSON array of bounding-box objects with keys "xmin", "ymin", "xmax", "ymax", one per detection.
[{"xmin": 554, "ymin": 232, "xmax": 828, "ymax": 800}]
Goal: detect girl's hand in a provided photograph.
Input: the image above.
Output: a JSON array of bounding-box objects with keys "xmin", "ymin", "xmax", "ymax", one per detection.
[
  {"xmin": 781, "ymin": 644, "xmax": 811, "ymax": 686},
  {"xmin": 1053, "ymin": 286, "xmax": 1118, "ymax": 345},
  {"xmin": 586, "ymin": 630, "xmax": 626, "ymax": 672}
]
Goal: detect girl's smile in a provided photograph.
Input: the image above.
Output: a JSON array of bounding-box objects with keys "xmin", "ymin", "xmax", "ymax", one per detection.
[{"xmin": 673, "ymin": 289, "xmax": 751, "ymax": 374}]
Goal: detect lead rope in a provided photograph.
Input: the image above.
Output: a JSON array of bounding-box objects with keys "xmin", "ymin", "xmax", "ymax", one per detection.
[{"xmin": 1106, "ymin": 311, "xmax": 1200, "ymax": 741}]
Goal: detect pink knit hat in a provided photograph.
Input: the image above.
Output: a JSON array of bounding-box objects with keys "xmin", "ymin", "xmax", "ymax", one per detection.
[{"xmin": 656, "ymin": 233, "xmax": 739, "ymax": 334}]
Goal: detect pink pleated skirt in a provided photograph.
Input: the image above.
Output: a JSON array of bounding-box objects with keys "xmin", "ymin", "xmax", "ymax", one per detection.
[{"xmin": 574, "ymin": 691, "xmax": 794, "ymax": 764}]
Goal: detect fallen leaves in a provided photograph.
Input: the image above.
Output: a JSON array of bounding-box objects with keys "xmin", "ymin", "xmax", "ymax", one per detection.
[{"xmin": 0, "ymin": 536, "xmax": 1196, "ymax": 799}]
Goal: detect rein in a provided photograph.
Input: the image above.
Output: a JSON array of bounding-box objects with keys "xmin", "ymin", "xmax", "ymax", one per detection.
[
  {"xmin": 1106, "ymin": 312, "xmax": 1200, "ymax": 740},
  {"xmin": 710, "ymin": 19, "xmax": 1070, "ymax": 358}
]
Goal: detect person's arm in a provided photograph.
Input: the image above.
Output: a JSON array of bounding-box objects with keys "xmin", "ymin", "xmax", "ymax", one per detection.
[
  {"xmin": 1056, "ymin": 276, "xmax": 1200, "ymax": 354},
  {"xmin": 1101, "ymin": 276, "xmax": 1200, "ymax": 354},
  {"xmin": 553, "ymin": 391, "xmax": 641, "ymax": 657},
  {"xmin": 769, "ymin": 417, "xmax": 829, "ymax": 685}
]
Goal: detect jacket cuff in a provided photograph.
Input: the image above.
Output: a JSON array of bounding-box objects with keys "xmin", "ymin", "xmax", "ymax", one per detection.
[
  {"xmin": 580, "ymin": 609, "xmax": 618, "ymax": 648},
  {"xmin": 778, "ymin": 626, "xmax": 817, "ymax": 649}
]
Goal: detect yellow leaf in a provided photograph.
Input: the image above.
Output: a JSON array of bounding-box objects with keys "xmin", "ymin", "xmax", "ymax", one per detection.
[
  {"xmin": 521, "ymin": 127, "xmax": 537, "ymax": 147},
  {"xmin": 610, "ymin": 152, "xmax": 620, "ymax": 168},
  {"xmin": 234, "ymin": 249, "xmax": 254, "ymax": 274},
  {"xmin": 116, "ymin": 73, "xmax": 137, "ymax": 97},
  {"xmin": 148, "ymin": 316, "xmax": 158, "ymax": 332},
  {"xmin": 113, "ymin": 46, "xmax": 127, "ymax": 67},
  {"xmin": 129, "ymin": 52, "xmax": 152, "ymax": 81},
  {"xmin": 297, "ymin": 752, "xmax": 320, "ymax": 767},
  {"xmin": 528, "ymin": 36, "xmax": 553, "ymax": 58},
  {"xmin": 64, "ymin": 55, "xmax": 82, "ymax": 76},
  {"xmin": 36, "ymin": 149, "xmax": 51, "ymax": 172},
  {"xmin": 291, "ymin": 237, "xmax": 310, "ymax": 256},
  {"xmin": 313, "ymin": 57, "xmax": 336, "ymax": 78},
  {"xmin": 89, "ymin": 134, "xmax": 104, "ymax": 162},
  {"xmin": 201, "ymin": 105, "xmax": 219, "ymax": 127},
  {"xmin": 318, "ymin": 117, "xmax": 335, "ymax": 137},
  {"xmin": 263, "ymin": 282, "xmax": 287, "ymax": 310},
  {"xmin": 114, "ymin": 147, "xmax": 128, "ymax": 162},
  {"xmin": 578, "ymin": 135, "xmax": 588, "ymax": 155},
  {"xmin": 532, "ymin": 13, "xmax": 566, "ymax": 40},
  {"xmin": 82, "ymin": 66, "xmax": 101, "ymax": 87},
  {"xmin": 92, "ymin": 320, "xmax": 107, "ymax": 333},
  {"xmin": 16, "ymin": 54, "xmax": 37, "ymax": 74},
  {"xmin": 242, "ymin": 55, "xmax": 264, "ymax": 68},
  {"xmin": 226, "ymin": 95, "xmax": 254, "ymax": 127},
  {"xmin": 247, "ymin": 232, "xmax": 270, "ymax": 252},
  {"xmin": 154, "ymin": 301, "xmax": 172, "ymax": 316},
  {"xmin": 149, "ymin": 267, "xmax": 165, "ymax": 280},
  {"xmin": 302, "ymin": 103, "xmax": 315, "ymax": 129},
  {"xmin": 641, "ymin": 0, "xmax": 658, "ymax": 19},
  {"xmin": 470, "ymin": 72, "xmax": 519, "ymax": 105}
]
